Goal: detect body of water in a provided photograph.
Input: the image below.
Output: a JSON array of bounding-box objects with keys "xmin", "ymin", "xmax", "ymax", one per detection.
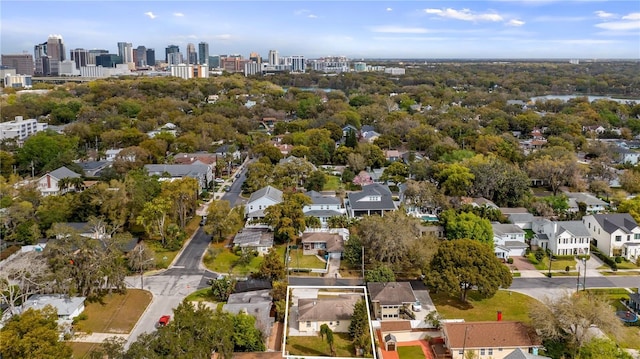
[{"xmin": 530, "ymin": 95, "xmax": 640, "ymax": 104}]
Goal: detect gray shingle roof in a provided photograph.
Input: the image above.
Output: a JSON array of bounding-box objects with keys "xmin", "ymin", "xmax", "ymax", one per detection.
[
  {"xmin": 233, "ymin": 228, "xmax": 274, "ymax": 247},
  {"xmin": 22, "ymin": 294, "xmax": 85, "ymax": 317},
  {"xmin": 504, "ymin": 348, "xmax": 550, "ymax": 359},
  {"xmin": 591, "ymin": 213, "xmax": 639, "ymax": 234},
  {"xmin": 144, "ymin": 164, "xmax": 208, "ymax": 178},
  {"xmin": 305, "ymin": 191, "xmax": 341, "ymax": 205},
  {"xmin": 248, "ymin": 185, "xmax": 283, "ymax": 204},
  {"xmin": 304, "ymin": 209, "xmax": 343, "ymax": 218},
  {"xmin": 492, "ymin": 223, "xmax": 525, "ymax": 236},
  {"xmin": 48, "ymin": 166, "xmax": 81, "ymax": 180},
  {"xmin": 557, "ymin": 221, "xmax": 591, "ymax": 237},
  {"xmin": 298, "ymin": 295, "xmax": 360, "ymax": 322},
  {"xmin": 367, "ymin": 282, "xmax": 416, "ymax": 305},
  {"xmin": 348, "ymin": 184, "xmax": 396, "ymax": 211}
]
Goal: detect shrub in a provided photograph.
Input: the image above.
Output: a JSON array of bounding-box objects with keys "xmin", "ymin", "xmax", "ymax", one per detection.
[
  {"xmin": 614, "ymin": 256, "xmax": 622, "ymax": 263},
  {"xmin": 507, "ymin": 258, "xmax": 514, "ymax": 264},
  {"xmin": 534, "ymin": 248, "xmax": 545, "ymax": 262}
]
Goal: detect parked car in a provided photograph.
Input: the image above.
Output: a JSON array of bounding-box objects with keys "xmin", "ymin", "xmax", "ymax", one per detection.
[
  {"xmin": 412, "ymin": 301, "xmax": 422, "ymax": 312},
  {"xmin": 158, "ymin": 315, "xmax": 170, "ymax": 327},
  {"xmin": 200, "ymin": 217, "xmax": 207, "ymax": 226},
  {"xmin": 215, "ymin": 178, "xmax": 225, "ymax": 183}
]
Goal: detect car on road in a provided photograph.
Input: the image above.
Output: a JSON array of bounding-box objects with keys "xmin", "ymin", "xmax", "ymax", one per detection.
[
  {"xmin": 214, "ymin": 178, "xmax": 225, "ymax": 183},
  {"xmin": 199, "ymin": 217, "xmax": 207, "ymax": 226},
  {"xmin": 235, "ymin": 173, "xmax": 240, "ymax": 178},
  {"xmin": 412, "ymin": 301, "xmax": 422, "ymax": 312},
  {"xmin": 158, "ymin": 315, "xmax": 170, "ymax": 327}
]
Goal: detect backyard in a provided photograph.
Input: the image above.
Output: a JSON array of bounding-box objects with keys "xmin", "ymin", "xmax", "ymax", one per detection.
[
  {"xmin": 286, "ymin": 332, "xmax": 363, "ymax": 357},
  {"xmin": 431, "ymin": 290, "xmax": 537, "ymax": 323},
  {"xmin": 583, "ymin": 288, "xmax": 640, "ymax": 349},
  {"xmin": 322, "ymin": 174, "xmax": 343, "ymax": 191},
  {"xmin": 398, "ymin": 345, "xmax": 426, "ymax": 359}
]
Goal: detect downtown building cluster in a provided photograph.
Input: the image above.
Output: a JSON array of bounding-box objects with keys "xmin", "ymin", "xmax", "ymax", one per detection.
[{"xmin": 1, "ymin": 34, "xmax": 406, "ymax": 86}]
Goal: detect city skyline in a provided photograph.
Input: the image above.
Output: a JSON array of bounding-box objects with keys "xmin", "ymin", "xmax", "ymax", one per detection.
[{"xmin": 1, "ymin": 1, "xmax": 639, "ymax": 60}]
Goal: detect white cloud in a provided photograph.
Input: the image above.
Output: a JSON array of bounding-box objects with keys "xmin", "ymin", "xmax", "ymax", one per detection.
[
  {"xmin": 144, "ymin": 12, "xmax": 156, "ymax": 20},
  {"xmin": 594, "ymin": 10, "xmax": 615, "ymax": 19},
  {"xmin": 369, "ymin": 25, "xmax": 429, "ymax": 34},
  {"xmin": 308, "ymin": 14, "xmax": 318, "ymax": 19},
  {"xmin": 424, "ymin": 8, "xmax": 503, "ymax": 22},
  {"xmin": 386, "ymin": 7, "xmax": 393, "ymax": 12},
  {"xmin": 173, "ymin": 12, "xmax": 184, "ymax": 17},
  {"xmin": 623, "ymin": 12, "xmax": 640, "ymax": 21},
  {"xmin": 595, "ymin": 13, "xmax": 640, "ymax": 31},
  {"xmin": 507, "ymin": 19, "xmax": 525, "ymax": 26}
]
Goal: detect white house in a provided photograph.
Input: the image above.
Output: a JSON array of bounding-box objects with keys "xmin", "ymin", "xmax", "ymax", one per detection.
[
  {"xmin": 583, "ymin": 213, "xmax": 640, "ymax": 260},
  {"xmin": 565, "ymin": 192, "xmax": 608, "ymax": 213},
  {"xmin": 532, "ymin": 219, "xmax": 591, "ymax": 256},
  {"xmin": 302, "ymin": 191, "xmax": 344, "ymax": 227},
  {"xmin": 20, "ymin": 294, "xmax": 86, "ymax": 321},
  {"xmin": 144, "ymin": 164, "xmax": 212, "ymax": 190},
  {"xmin": 37, "ymin": 166, "xmax": 82, "ymax": 197},
  {"xmin": 297, "ymin": 295, "xmax": 360, "ymax": 334},
  {"xmin": 492, "ymin": 223, "xmax": 528, "ymax": 259},
  {"xmin": 615, "ymin": 147, "xmax": 640, "ymax": 165},
  {"xmin": 245, "ymin": 185, "xmax": 283, "ymax": 221},
  {"xmin": 232, "ymin": 228, "xmax": 274, "ymax": 255}
]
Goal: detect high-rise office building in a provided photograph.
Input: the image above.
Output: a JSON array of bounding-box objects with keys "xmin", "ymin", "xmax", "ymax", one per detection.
[
  {"xmin": 186, "ymin": 43, "xmax": 197, "ymax": 64},
  {"xmin": 134, "ymin": 46, "xmax": 147, "ymax": 67},
  {"xmin": 167, "ymin": 52, "xmax": 184, "ymax": 65},
  {"xmin": 249, "ymin": 52, "xmax": 261, "ymax": 65},
  {"xmin": 117, "ymin": 42, "xmax": 134, "ymax": 66},
  {"xmin": 268, "ymin": 50, "xmax": 279, "ymax": 66},
  {"xmin": 1, "ymin": 54, "xmax": 34, "ymax": 76},
  {"xmin": 95, "ymin": 54, "xmax": 121, "ymax": 68},
  {"xmin": 34, "ymin": 42, "xmax": 47, "ymax": 76},
  {"xmin": 146, "ymin": 49, "xmax": 156, "ymax": 66},
  {"xmin": 46, "ymin": 34, "xmax": 65, "ymax": 76},
  {"xmin": 165, "ymin": 45, "xmax": 180, "ymax": 63},
  {"xmin": 198, "ymin": 42, "xmax": 209, "ymax": 66},
  {"xmin": 88, "ymin": 49, "xmax": 108, "ymax": 65},
  {"xmin": 69, "ymin": 49, "xmax": 89, "ymax": 69},
  {"xmin": 291, "ymin": 55, "xmax": 305, "ymax": 72}
]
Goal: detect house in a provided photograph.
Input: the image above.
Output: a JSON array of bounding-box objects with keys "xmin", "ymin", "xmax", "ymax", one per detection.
[
  {"xmin": 144, "ymin": 164, "xmax": 211, "ymax": 190},
  {"xmin": 104, "ymin": 148, "xmax": 122, "ymax": 162},
  {"xmin": 146, "ymin": 123, "xmax": 178, "ymax": 138},
  {"xmin": 627, "ymin": 290, "xmax": 640, "ymax": 314},
  {"xmin": 346, "ymin": 183, "xmax": 397, "ymax": 218},
  {"xmin": 37, "ymin": 166, "xmax": 82, "ymax": 196},
  {"xmin": 173, "ymin": 152, "xmax": 218, "ymax": 170},
  {"xmin": 362, "ymin": 130, "xmax": 381, "ymax": 143},
  {"xmin": 462, "ymin": 197, "xmax": 499, "ymax": 210},
  {"xmin": 245, "ymin": 185, "xmax": 283, "ymax": 220},
  {"xmin": 302, "ymin": 190, "xmax": 344, "ymax": 227},
  {"xmin": 614, "ymin": 147, "xmax": 640, "ymax": 165},
  {"xmin": 442, "ymin": 321, "xmax": 542, "ymax": 359},
  {"xmin": 297, "ymin": 294, "xmax": 360, "ymax": 333},
  {"xmin": 214, "ymin": 144, "xmax": 242, "ymax": 161},
  {"xmin": 532, "ymin": 219, "xmax": 591, "ymax": 256},
  {"xmin": 232, "ymin": 228, "xmax": 274, "ymax": 255},
  {"xmin": 55, "ymin": 222, "xmax": 110, "ymax": 240},
  {"xmin": 20, "ymin": 294, "xmax": 86, "ymax": 321},
  {"xmin": 300, "ymin": 231, "xmax": 345, "ymax": 259},
  {"xmin": 367, "ymin": 282, "xmax": 417, "ymax": 321},
  {"xmin": 565, "ymin": 192, "xmax": 608, "ymax": 213},
  {"xmin": 492, "ymin": 223, "xmax": 528, "ymax": 259},
  {"xmin": 500, "ymin": 208, "xmax": 536, "ymax": 230},
  {"xmin": 583, "ymin": 213, "xmax": 640, "ymax": 260},
  {"xmin": 384, "ymin": 150, "xmax": 401, "ymax": 162},
  {"xmin": 222, "ymin": 289, "xmax": 274, "ymax": 340},
  {"xmin": 76, "ymin": 161, "xmax": 112, "ymax": 178},
  {"xmin": 401, "ymin": 151, "xmax": 424, "ymax": 165},
  {"xmin": 582, "ymin": 125, "xmax": 606, "ymax": 134},
  {"xmin": 342, "ymin": 124, "xmax": 359, "ymax": 138},
  {"xmin": 503, "ymin": 348, "xmax": 550, "ymax": 359}
]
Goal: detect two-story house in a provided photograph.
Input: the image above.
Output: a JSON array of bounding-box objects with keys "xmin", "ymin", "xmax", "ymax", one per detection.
[
  {"xmin": 532, "ymin": 219, "xmax": 591, "ymax": 256},
  {"xmin": 367, "ymin": 282, "xmax": 417, "ymax": 321},
  {"xmin": 565, "ymin": 192, "xmax": 608, "ymax": 214},
  {"xmin": 346, "ymin": 183, "xmax": 397, "ymax": 218},
  {"xmin": 245, "ymin": 185, "xmax": 283, "ymax": 221},
  {"xmin": 144, "ymin": 164, "xmax": 212, "ymax": 191},
  {"xmin": 583, "ymin": 213, "xmax": 640, "ymax": 260},
  {"xmin": 492, "ymin": 223, "xmax": 528, "ymax": 260},
  {"xmin": 302, "ymin": 191, "xmax": 344, "ymax": 226}
]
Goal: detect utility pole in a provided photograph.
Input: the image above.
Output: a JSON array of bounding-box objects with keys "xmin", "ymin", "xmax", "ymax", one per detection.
[
  {"xmin": 582, "ymin": 257, "xmax": 587, "ymax": 291},
  {"xmin": 361, "ymin": 246, "xmax": 365, "ymax": 280}
]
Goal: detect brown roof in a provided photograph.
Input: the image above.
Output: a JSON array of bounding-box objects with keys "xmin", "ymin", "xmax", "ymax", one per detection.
[
  {"xmin": 380, "ymin": 320, "xmax": 412, "ymax": 332},
  {"xmin": 367, "ymin": 282, "xmax": 416, "ymax": 305},
  {"xmin": 298, "ymin": 295, "xmax": 360, "ymax": 322},
  {"xmin": 229, "ymin": 352, "xmax": 283, "ymax": 359},
  {"xmin": 300, "ymin": 232, "xmax": 344, "ymax": 253},
  {"xmin": 444, "ymin": 321, "xmax": 540, "ymax": 349},
  {"xmin": 174, "ymin": 153, "xmax": 217, "ymax": 165}
]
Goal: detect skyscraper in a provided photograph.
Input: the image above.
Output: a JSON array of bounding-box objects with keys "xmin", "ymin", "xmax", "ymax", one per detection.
[
  {"xmin": 186, "ymin": 43, "xmax": 197, "ymax": 64},
  {"xmin": 1, "ymin": 54, "xmax": 34, "ymax": 76},
  {"xmin": 46, "ymin": 34, "xmax": 65, "ymax": 76},
  {"xmin": 70, "ymin": 48, "xmax": 89, "ymax": 69},
  {"xmin": 134, "ymin": 46, "xmax": 147, "ymax": 67},
  {"xmin": 117, "ymin": 42, "xmax": 134, "ymax": 65},
  {"xmin": 146, "ymin": 49, "xmax": 156, "ymax": 66},
  {"xmin": 198, "ymin": 42, "xmax": 209, "ymax": 66},
  {"xmin": 88, "ymin": 49, "xmax": 108, "ymax": 65},
  {"xmin": 268, "ymin": 50, "xmax": 279, "ymax": 66},
  {"xmin": 291, "ymin": 55, "xmax": 305, "ymax": 72},
  {"xmin": 165, "ymin": 45, "xmax": 180, "ymax": 63}
]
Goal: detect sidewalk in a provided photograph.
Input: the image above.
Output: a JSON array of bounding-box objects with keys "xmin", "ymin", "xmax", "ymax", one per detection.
[{"xmin": 71, "ymin": 332, "xmax": 128, "ymax": 343}]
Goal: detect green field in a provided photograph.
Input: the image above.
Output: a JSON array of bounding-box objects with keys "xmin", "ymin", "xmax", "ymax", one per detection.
[
  {"xmin": 432, "ymin": 290, "xmax": 538, "ymax": 323},
  {"xmin": 398, "ymin": 345, "xmax": 426, "ymax": 359}
]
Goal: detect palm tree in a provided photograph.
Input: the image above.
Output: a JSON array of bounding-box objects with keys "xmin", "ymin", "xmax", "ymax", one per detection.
[{"xmin": 320, "ymin": 324, "xmax": 335, "ymax": 356}]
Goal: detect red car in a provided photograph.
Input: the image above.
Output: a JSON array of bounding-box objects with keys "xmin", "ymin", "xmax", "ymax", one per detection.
[{"xmin": 158, "ymin": 315, "xmax": 170, "ymax": 327}]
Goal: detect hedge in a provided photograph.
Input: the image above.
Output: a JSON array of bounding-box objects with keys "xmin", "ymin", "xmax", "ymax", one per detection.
[{"xmin": 590, "ymin": 245, "xmax": 617, "ymax": 270}]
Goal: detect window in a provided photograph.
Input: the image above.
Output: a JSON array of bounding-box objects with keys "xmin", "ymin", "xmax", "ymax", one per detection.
[
  {"xmin": 635, "ymin": 234, "xmax": 640, "ymax": 240},
  {"xmin": 330, "ymin": 322, "xmax": 333, "ymax": 325},
  {"xmin": 336, "ymin": 321, "xmax": 340, "ymax": 325},
  {"xmin": 480, "ymin": 349, "xmax": 486, "ymax": 356},
  {"xmin": 458, "ymin": 350, "xmax": 464, "ymax": 355},
  {"xmin": 616, "ymin": 235, "xmax": 622, "ymax": 242},
  {"xmin": 306, "ymin": 321, "xmax": 311, "ymax": 327},
  {"xmin": 488, "ymin": 349, "xmax": 493, "ymax": 355},
  {"xmin": 628, "ymin": 235, "xmax": 631, "ymax": 242}
]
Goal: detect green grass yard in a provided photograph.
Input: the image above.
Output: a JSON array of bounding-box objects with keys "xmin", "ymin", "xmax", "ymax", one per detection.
[
  {"xmin": 74, "ymin": 289, "xmax": 152, "ymax": 334},
  {"xmin": 68, "ymin": 342, "xmax": 99, "ymax": 359},
  {"xmin": 286, "ymin": 333, "xmax": 358, "ymax": 357},
  {"xmin": 432, "ymin": 290, "xmax": 538, "ymax": 323},
  {"xmin": 322, "ymin": 175, "xmax": 343, "ymax": 191},
  {"xmin": 203, "ymin": 243, "xmax": 287, "ymax": 276},
  {"xmin": 527, "ymin": 253, "xmax": 576, "ymax": 271},
  {"xmin": 397, "ymin": 345, "xmax": 426, "ymax": 359},
  {"xmin": 583, "ymin": 289, "xmax": 640, "ymax": 349},
  {"xmin": 287, "ymin": 248, "xmax": 327, "ymax": 269}
]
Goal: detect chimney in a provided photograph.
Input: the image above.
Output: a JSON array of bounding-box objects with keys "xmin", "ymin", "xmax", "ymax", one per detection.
[{"xmin": 497, "ymin": 311, "xmax": 502, "ymax": 321}]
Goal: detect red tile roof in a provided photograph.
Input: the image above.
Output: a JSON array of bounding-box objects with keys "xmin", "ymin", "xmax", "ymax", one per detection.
[{"xmin": 443, "ymin": 321, "xmax": 540, "ymax": 349}]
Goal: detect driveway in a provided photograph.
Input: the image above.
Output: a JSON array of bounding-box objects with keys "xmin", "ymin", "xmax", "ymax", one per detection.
[{"xmin": 511, "ymin": 256, "xmax": 535, "ymax": 271}]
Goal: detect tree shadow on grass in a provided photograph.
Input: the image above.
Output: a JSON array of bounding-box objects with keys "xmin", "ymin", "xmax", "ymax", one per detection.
[{"xmin": 290, "ymin": 344, "xmax": 326, "ymax": 356}]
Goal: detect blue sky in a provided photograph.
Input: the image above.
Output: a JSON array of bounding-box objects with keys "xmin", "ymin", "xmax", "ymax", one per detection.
[{"xmin": 2, "ymin": 1, "xmax": 639, "ymax": 59}]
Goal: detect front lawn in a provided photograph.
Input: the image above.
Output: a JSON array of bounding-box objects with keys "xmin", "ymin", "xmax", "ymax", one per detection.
[
  {"xmin": 431, "ymin": 290, "xmax": 537, "ymax": 323},
  {"xmin": 602, "ymin": 271, "xmax": 640, "ymax": 276},
  {"xmin": 323, "ymin": 175, "xmax": 343, "ymax": 191},
  {"xmin": 616, "ymin": 260, "xmax": 640, "ymax": 270},
  {"xmin": 147, "ymin": 240, "xmax": 180, "ymax": 269},
  {"xmin": 67, "ymin": 342, "xmax": 99, "ymax": 359},
  {"xmin": 286, "ymin": 332, "xmax": 358, "ymax": 357},
  {"xmin": 184, "ymin": 287, "xmax": 216, "ymax": 302},
  {"xmin": 527, "ymin": 254, "xmax": 576, "ymax": 271},
  {"xmin": 288, "ymin": 249, "xmax": 327, "ymax": 270},
  {"xmin": 398, "ymin": 345, "xmax": 426, "ymax": 359},
  {"xmin": 74, "ymin": 289, "xmax": 152, "ymax": 334}
]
